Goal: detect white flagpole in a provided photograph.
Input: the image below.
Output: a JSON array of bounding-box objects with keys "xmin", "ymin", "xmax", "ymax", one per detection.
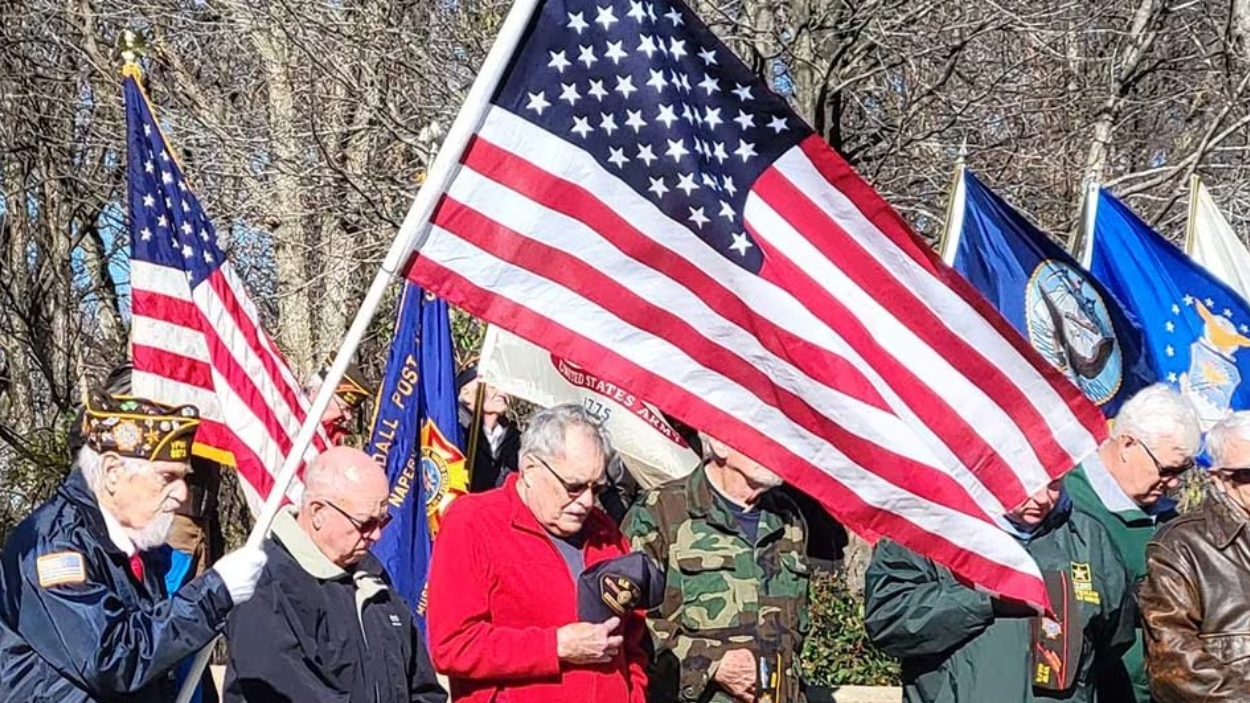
[
  {"xmin": 939, "ymin": 156, "xmax": 968, "ymax": 266},
  {"xmin": 174, "ymin": 0, "xmax": 543, "ymax": 698},
  {"xmin": 1077, "ymin": 181, "xmax": 1100, "ymax": 269}
]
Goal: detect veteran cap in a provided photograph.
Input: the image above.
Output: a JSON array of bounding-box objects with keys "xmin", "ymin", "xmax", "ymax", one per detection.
[
  {"xmin": 578, "ymin": 552, "xmax": 666, "ymax": 623},
  {"xmin": 81, "ymin": 390, "xmax": 200, "ymax": 463},
  {"xmin": 318, "ymin": 360, "xmax": 374, "ymax": 410}
]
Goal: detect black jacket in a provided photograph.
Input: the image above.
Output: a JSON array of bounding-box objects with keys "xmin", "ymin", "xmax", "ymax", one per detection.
[
  {"xmin": 464, "ymin": 418, "xmax": 520, "ymax": 493},
  {"xmin": 0, "ymin": 470, "xmax": 234, "ymax": 703},
  {"xmin": 223, "ymin": 511, "xmax": 446, "ymax": 703}
]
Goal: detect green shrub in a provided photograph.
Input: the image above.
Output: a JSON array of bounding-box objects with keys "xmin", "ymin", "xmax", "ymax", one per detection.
[{"xmin": 802, "ymin": 568, "xmax": 900, "ymax": 687}]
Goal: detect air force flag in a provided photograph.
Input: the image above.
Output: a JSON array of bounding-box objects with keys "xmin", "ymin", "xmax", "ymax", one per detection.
[
  {"xmin": 946, "ymin": 170, "xmax": 1155, "ymax": 415},
  {"xmin": 1087, "ymin": 187, "xmax": 1250, "ymax": 428}
]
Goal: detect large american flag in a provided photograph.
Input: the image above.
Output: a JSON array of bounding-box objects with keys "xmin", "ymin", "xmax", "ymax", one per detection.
[
  {"xmin": 124, "ymin": 71, "xmax": 326, "ymax": 510},
  {"xmin": 405, "ymin": 0, "xmax": 1107, "ymax": 604}
]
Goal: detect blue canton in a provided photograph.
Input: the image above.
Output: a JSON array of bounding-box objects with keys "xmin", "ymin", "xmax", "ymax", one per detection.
[{"xmin": 492, "ymin": 0, "xmax": 813, "ymax": 273}]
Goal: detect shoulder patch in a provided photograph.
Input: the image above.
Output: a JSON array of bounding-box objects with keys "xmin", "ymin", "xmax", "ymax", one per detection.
[{"xmin": 37, "ymin": 551, "xmax": 86, "ymax": 588}]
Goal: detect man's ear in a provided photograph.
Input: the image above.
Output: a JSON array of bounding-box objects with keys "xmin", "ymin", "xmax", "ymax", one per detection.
[
  {"xmin": 101, "ymin": 453, "xmax": 124, "ymax": 495},
  {"xmin": 308, "ymin": 502, "xmax": 325, "ymax": 530}
]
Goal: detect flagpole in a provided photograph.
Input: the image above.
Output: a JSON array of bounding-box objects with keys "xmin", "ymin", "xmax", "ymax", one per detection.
[
  {"xmin": 1184, "ymin": 174, "xmax": 1201, "ymax": 256},
  {"xmin": 1075, "ymin": 181, "xmax": 1100, "ymax": 269},
  {"xmin": 938, "ymin": 141, "xmax": 968, "ymax": 265},
  {"xmin": 465, "ymin": 380, "xmax": 487, "ymax": 483},
  {"xmin": 174, "ymin": 0, "xmax": 544, "ymax": 696}
]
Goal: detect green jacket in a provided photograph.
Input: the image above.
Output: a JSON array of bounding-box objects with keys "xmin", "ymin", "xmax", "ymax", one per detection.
[
  {"xmin": 622, "ymin": 466, "xmax": 810, "ymax": 703},
  {"xmin": 1066, "ymin": 460, "xmax": 1175, "ymax": 703},
  {"xmin": 864, "ymin": 505, "xmax": 1137, "ymax": 703}
]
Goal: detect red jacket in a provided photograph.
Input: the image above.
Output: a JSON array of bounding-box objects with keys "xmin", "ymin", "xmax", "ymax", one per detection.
[{"xmin": 427, "ymin": 475, "xmax": 648, "ymax": 703}]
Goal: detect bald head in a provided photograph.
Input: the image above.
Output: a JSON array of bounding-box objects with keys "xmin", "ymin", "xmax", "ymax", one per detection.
[{"xmin": 298, "ymin": 446, "xmax": 391, "ymax": 568}]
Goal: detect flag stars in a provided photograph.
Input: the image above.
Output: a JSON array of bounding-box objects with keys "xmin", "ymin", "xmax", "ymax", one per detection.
[
  {"xmin": 1167, "ymin": 372, "xmax": 1179, "ymax": 383},
  {"xmin": 718, "ymin": 201, "xmax": 736, "ymax": 221},
  {"xmin": 656, "ymin": 103, "xmax": 678, "ymax": 128},
  {"xmin": 1242, "ymin": 324, "xmax": 1250, "ymax": 334},
  {"xmin": 181, "ymin": 222, "xmax": 193, "ymax": 236},
  {"xmin": 712, "ymin": 141, "xmax": 729, "ymax": 163},
  {"xmin": 1166, "ymin": 345, "xmax": 1176, "ymax": 358},
  {"xmin": 139, "ymin": 227, "xmax": 153, "ymax": 241},
  {"xmin": 730, "ymin": 232, "xmax": 753, "ymax": 256},
  {"xmin": 1165, "ymin": 321, "xmax": 1175, "ymax": 333},
  {"xmin": 202, "ymin": 251, "xmax": 214, "ymax": 264},
  {"xmin": 636, "ymin": 144, "xmax": 658, "ymax": 166},
  {"xmin": 697, "ymin": 74, "xmax": 720, "ymax": 95},
  {"xmin": 605, "ymin": 41, "xmax": 628, "ymax": 64},
  {"xmin": 578, "ymin": 45, "xmax": 598, "ymax": 69},
  {"xmin": 1171, "ymin": 304, "xmax": 1181, "ymax": 314},
  {"xmin": 669, "ymin": 38, "xmax": 687, "ymax": 60},
  {"xmin": 595, "ymin": 5, "xmax": 618, "ymax": 30},
  {"xmin": 600, "ymin": 112, "xmax": 619, "ymax": 136},
  {"xmin": 157, "ymin": 214, "xmax": 169, "ymax": 228},
  {"xmin": 675, "ymin": 172, "xmax": 698, "ymax": 196},
  {"xmin": 571, "ymin": 115, "xmax": 593, "ymax": 138},
  {"xmin": 647, "ymin": 69, "xmax": 668, "ymax": 92},
  {"xmin": 615, "ymin": 75, "xmax": 638, "ymax": 99},
  {"xmin": 607, "ymin": 147, "xmax": 630, "ymax": 168},
  {"xmin": 768, "ymin": 115, "xmax": 789, "ymax": 133},
  {"xmin": 1223, "ymin": 308, "xmax": 1234, "ymax": 318},
  {"xmin": 732, "ymin": 83, "xmax": 753, "ymax": 101},
  {"xmin": 144, "ymin": 160, "xmax": 154, "ymax": 174},
  {"xmin": 704, "ymin": 107, "xmax": 723, "ymax": 129},
  {"xmin": 161, "ymin": 170, "xmax": 173, "ymax": 184},
  {"xmin": 722, "ymin": 175, "xmax": 737, "ymax": 196},
  {"xmin": 587, "ymin": 80, "xmax": 608, "ymax": 101},
  {"xmin": 734, "ymin": 139, "xmax": 758, "ymax": 162},
  {"xmin": 648, "ymin": 176, "xmax": 669, "ymax": 197},
  {"xmin": 625, "ymin": 109, "xmax": 647, "ymax": 132},
  {"xmin": 1205, "ymin": 297, "xmax": 1216, "ymax": 307},
  {"xmin": 637, "ymin": 35, "xmax": 659, "ymax": 59},
  {"xmin": 143, "ymin": 194, "xmax": 155, "ymax": 208},
  {"xmin": 182, "ymin": 244, "xmax": 195, "ymax": 259},
  {"xmin": 567, "ymin": 11, "xmax": 589, "ymax": 33},
  {"xmin": 560, "ymin": 82, "xmax": 581, "ymax": 106},
  {"xmin": 688, "ymin": 206, "xmax": 709, "ymax": 229},
  {"xmin": 526, "ymin": 91, "xmax": 551, "ymax": 115},
  {"xmin": 664, "ymin": 7, "xmax": 683, "ymax": 25},
  {"xmin": 1183, "ymin": 295, "xmax": 1195, "ymax": 306},
  {"xmin": 665, "ymin": 138, "xmax": 689, "ymax": 163},
  {"xmin": 144, "ymin": 124, "xmax": 152, "ymax": 136},
  {"xmin": 733, "ymin": 109, "xmax": 755, "ymax": 130},
  {"xmin": 698, "ymin": 47, "xmax": 718, "ymax": 65},
  {"xmin": 627, "ymin": 0, "xmax": 646, "ymax": 22},
  {"xmin": 548, "ymin": 50, "xmax": 571, "ymax": 73}
]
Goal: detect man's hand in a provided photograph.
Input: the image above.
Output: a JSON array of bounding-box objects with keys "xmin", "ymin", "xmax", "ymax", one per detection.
[
  {"xmin": 212, "ymin": 545, "xmax": 268, "ymax": 605},
  {"xmin": 713, "ymin": 648, "xmax": 757, "ymax": 701},
  {"xmin": 557, "ymin": 616, "xmax": 623, "ymax": 665}
]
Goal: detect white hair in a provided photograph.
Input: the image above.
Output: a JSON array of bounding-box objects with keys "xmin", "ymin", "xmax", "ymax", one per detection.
[
  {"xmin": 76, "ymin": 446, "xmax": 152, "ymax": 494},
  {"xmin": 1111, "ymin": 384, "xmax": 1201, "ymax": 455},
  {"xmin": 520, "ymin": 404, "xmax": 613, "ymax": 463},
  {"xmin": 1207, "ymin": 411, "xmax": 1250, "ymax": 469}
]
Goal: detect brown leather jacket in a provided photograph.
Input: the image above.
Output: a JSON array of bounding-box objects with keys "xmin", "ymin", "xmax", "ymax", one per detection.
[{"xmin": 1140, "ymin": 489, "xmax": 1250, "ymax": 702}]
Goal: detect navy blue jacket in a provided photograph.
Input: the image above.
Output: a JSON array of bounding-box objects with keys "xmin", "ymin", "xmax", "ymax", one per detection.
[{"xmin": 0, "ymin": 469, "xmax": 234, "ymax": 702}]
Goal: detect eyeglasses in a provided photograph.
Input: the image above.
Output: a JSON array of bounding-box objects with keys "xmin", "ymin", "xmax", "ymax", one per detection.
[
  {"xmin": 1220, "ymin": 468, "xmax": 1250, "ymax": 485},
  {"xmin": 323, "ymin": 501, "xmax": 393, "ymax": 535},
  {"xmin": 531, "ymin": 454, "xmax": 607, "ymax": 499},
  {"xmin": 1135, "ymin": 439, "xmax": 1195, "ymax": 480}
]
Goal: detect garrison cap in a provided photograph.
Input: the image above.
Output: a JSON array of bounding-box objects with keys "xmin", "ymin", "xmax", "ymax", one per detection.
[
  {"xmin": 318, "ymin": 360, "xmax": 374, "ymax": 409},
  {"xmin": 81, "ymin": 390, "xmax": 200, "ymax": 463},
  {"xmin": 578, "ymin": 552, "xmax": 666, "ymax": 622}
]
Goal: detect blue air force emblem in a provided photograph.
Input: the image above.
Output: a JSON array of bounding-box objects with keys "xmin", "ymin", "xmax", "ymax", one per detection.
[{"xmin": 1025, "ymin": 260, "xmax": 1123, "ymax": 405}]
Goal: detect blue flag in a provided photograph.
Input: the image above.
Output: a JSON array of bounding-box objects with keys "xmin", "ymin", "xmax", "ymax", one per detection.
[
  {"xmin": 950, "ymin": 171, "xmax": 1155, "ymax": 415},
  {"xmin": 1088, "ymin": 187, "xmax": 1250, "ymax": 427},
  {"xmin": 367, "ymin": 282, "xmax": 469, "ymax": 630}
]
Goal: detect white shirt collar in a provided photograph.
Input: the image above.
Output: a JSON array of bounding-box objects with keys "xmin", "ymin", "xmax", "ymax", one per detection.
[
  {"xmin": 485, "ymin": 421, "xmax": 508, "ymax": 455},
  {"xmin": 1084, "ymin": 451, "xmax": 1142, "ymax": 515},
  {"xmin": 98, "ymin": 504, "xmax": 137, "ymax": 557}
]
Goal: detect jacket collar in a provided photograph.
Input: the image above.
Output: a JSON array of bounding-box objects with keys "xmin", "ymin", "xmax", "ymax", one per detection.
[
  {"xmin": 60, "ymin": 469, "xmax": 128, "ymax": 558},
  {"xmin": 273, "ymin": 505, "xmax": 350, "ymax": 580},
  {"xmin": 685, "ymin": 463, "xmax": 785, "ymax": 543},
  {"xmin": 1204, "ymin": 489, "xmax": 1250, "ymax": 550}
]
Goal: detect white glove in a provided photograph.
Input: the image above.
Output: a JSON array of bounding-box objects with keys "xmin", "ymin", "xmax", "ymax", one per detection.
[{"xmin": 212, "ymin": 546, "xmax": 267, "ymax": 605}]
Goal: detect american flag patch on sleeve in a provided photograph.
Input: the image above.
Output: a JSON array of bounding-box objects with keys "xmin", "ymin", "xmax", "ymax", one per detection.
[{"xmin": 36, "ymin": 551, "xmax": 87, "ymax": 588}]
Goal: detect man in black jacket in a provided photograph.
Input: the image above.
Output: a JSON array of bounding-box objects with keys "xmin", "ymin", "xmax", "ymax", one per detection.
[
  {"xmin": 223, "ymin": 446, "xmax": 446, "ymax": 703},
  {"xmin": 457, "ymin": 366, "xmax": 521, "ymax": 493}
]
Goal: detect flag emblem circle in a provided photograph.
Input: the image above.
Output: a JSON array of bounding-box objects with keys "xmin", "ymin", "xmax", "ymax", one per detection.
[{"xmin": 1026, "ymin": 260, "xmax": 1123, "ymax": 405}]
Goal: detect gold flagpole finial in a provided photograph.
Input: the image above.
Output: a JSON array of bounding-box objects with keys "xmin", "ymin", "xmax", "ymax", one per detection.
[{"xmin": 119, "ymin": 29, "xmax": 150, "ymax": 80}]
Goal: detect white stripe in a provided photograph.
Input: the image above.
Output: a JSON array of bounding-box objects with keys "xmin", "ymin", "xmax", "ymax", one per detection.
[
  {"xmin": 421, "ymin": 223, "xmax": 1041, "ymax": 579},
  {"xmin": 131, "ymin": 260, "xmax": 192, "ymax": 301},
  {"xmin": 448, "ymin": 162, "xmax": 1005, "ymax": 515},
  {"xmin": 771, "ymin": 149, "xmax": 1099, "ymax": 461},
  {"xmin": 130, "ymin": 314, "xmax": 213, "ymax": 364},
  {"xmin": 744, "ymin": 194, "xmax": 1051, "ymax": 492},
  {"xmin": 206, "ymin": 366, "xmax": 307, "ymax": 501},
  {"xmin": 131, "ymin": 371, "xmax": 225, "ymax": 422}
]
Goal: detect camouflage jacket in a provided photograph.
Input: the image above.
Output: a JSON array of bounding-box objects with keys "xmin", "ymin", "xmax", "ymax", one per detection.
[{"xmin": 621, "ymin": 466, "xmax": 810, "ymax": 703}]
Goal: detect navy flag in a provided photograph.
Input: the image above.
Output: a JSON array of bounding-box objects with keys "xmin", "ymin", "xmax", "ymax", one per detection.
[
  {"xmin": 944, "ymin": 169, "xmax": 1156, "ymax": 415},
  {"xmin": 367, "ymin": 282, "xmax": 468, "ymax": 630}
]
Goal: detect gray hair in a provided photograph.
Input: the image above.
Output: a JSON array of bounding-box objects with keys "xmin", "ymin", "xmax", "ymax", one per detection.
[
  {"xmin": 76, "ymin": 446, "xmax": 151, "ymax": 495},
  {"xmin": 520, "ymin": 404, "xmax": 613, "ymax": 464},
  {"xmin": 1112, "ymin": 384, "xmax": 1201, "ymax": 456},
  {"xmin": 1207, "ymin": 411, "xmax": 1250, "ymax": 469}
]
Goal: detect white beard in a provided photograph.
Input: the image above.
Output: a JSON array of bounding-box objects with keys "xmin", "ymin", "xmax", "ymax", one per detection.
[{"xmin": 129, "ymin": 511, "xmax": 176, "ymax": 551}]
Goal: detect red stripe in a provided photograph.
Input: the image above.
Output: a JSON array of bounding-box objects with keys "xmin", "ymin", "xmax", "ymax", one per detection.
[
  {"xmin": 458, "ymin": 135, "xmax": 890, "ymax": 414},
  {"xmin": 131, "ymin": 345, "xmax": 215, "ymax": 392},
  {"xmin": 755, "ymin": 164, "xmax": 1075, "ymax": 477},
  {"xmin": 451, "ymin": 137, "xmax": 1022, "ymax": 503},
  {"xmin": 796, "ymin": 137, "xmax": 1107, "ymax": 443},
  {"xmin": 196, "ymin": 418, "xmax": 276, "ymax": 499},
  {"xmin": 409, "ymin": 255, "xmax": 1048, "ymax": 607},
  {"xmin": 430, "ymin": 201, "xmax": 992, "ymax": 519}
]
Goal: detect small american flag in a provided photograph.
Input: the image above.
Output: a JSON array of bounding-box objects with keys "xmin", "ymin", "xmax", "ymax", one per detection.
[
  {"xmin": 124, "ymin": 69, "xmax": 326, "ymax": 510},
  {"xmin": 405, "ymin": 0, "xmax": 1107, "ymax": 604}
]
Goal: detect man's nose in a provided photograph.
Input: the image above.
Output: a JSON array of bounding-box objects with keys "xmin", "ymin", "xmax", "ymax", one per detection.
[{"xmin": 168, "ymin": 479, "xmax": 189, "ymax": 506}]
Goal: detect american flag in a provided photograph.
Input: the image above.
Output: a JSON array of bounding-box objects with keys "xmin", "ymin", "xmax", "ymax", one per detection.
[
  {"xmin": 405, "ymin": 0, "xmax": 1108, "ymax": 604},
  {"xmin": 124, "ymin": 71, "xmax": 326, "ymax": 510}
]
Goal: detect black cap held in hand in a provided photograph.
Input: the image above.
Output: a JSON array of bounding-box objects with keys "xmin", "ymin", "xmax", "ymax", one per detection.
[{"xmin": 577, "ymin": 552, "xmax": 666, "ymax": 623}]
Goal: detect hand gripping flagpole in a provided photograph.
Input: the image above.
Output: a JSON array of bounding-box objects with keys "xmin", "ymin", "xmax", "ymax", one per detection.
[{"xmin": 174, "ymin": 0, "xmax": 543, "ymax": 698}]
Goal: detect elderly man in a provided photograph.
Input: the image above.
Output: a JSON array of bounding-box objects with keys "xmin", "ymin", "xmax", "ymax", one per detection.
[
  {"xmin": 308, "ymin": 361, "xmax": 375, "ymax": 445},
  {"xmin": 457, "ymin": 365, "xmax": 520, "ymax": 492},
  {"xmin": 428, "ymin": 404, "xmax": 650, "ymax": 703},
  {"xmin": 1064, "ymin": 384, "xmax": 1201, "ymax": 702},
  {"xmin": 865, "ymin": 481, "xmax": 1138, "ymax": 702},
  {"xmin": 223, "ymin": 446, "xmax": 445, "ymax": 703},
  {"xmin": 0, "ymin": 389, "xmax": 266, "ymax": 702},
  {"xmin": 622, "ymin": 434, "xmax": 810, "ymax": 703},
  {"xmin": 1140, "ymin": 411, "xmax": 1250, "ymax": 702}
]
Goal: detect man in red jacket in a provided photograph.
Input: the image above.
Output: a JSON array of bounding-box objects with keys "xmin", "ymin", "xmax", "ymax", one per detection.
[{"xmin": 428, "ymin": 404, "xmax": 650, "ymax": 703}]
